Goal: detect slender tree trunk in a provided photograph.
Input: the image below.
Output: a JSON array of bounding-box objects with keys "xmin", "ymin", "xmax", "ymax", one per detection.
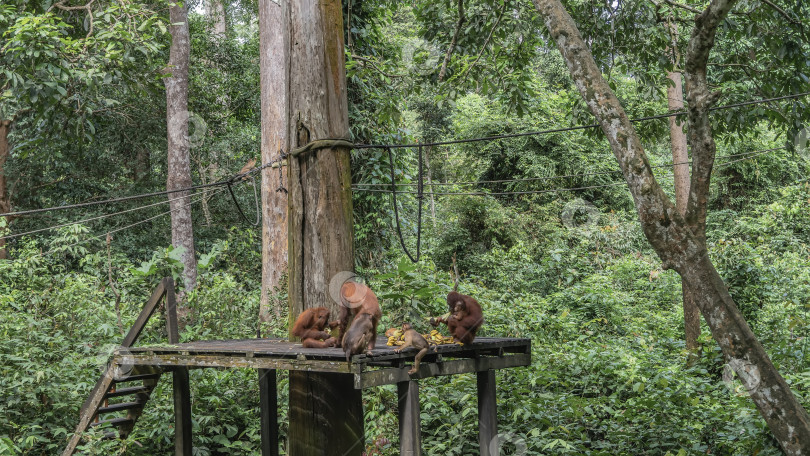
[
  {"xmin": 532, "ymin": 0, "xmax": 810, "ymax": 452},
  {"xmin": 164, "ymin": 3, "xmax": 197, "ymax": 296},
  {"xmin": 0, "ymin": 120, "xmax": 11, "ymax": 260},
  {"xmin": 666, "ymin": 46, "xmax": 701, "ymax": 360},
  {"xmin": 425, "ymin": 145, "xmax": 436, "ymax": 220},
  {"xmin": 287, "ymin": 0, "xmax": 360, "ymax": 454},
  {"xmin": 259, "ymin": 0, "xmax": 289, "ymax": 324},
  {"xmin": 206, "ymin": 0, "xmax": 226, "ymax": 37},
  {"xmin": 438, "ymin": 0, "xmax": 465, "ymax": 82}
]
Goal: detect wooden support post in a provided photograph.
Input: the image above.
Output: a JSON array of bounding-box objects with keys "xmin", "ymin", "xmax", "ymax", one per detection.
[
  {"xmin": 259, "ymin": 369, "xmax": 279, "ymax": 456},
  {"xmin": 288, "ymin": 372, "xmax": 363, "ymax": 456},
  {"xmin": 285, "ymin": 0, "xmax": 358, "ymax": 454},
  {"xmin": 172, "ymin": 367, "xmax": 192, "ymax": 456},
  {"xmin": 164, "ymin": 277, "xmax": 179, "ymax": 345},
  {"xmin": 477, "ymin": 370, "xmax": 498, "ymax": 456},
  {"xmin": 166, "ymin": 279, "xmax": 191, "ymax": 456},
  {"xmin": 397, "ymin": 380, "xmax": 422, "ymax": 456}
]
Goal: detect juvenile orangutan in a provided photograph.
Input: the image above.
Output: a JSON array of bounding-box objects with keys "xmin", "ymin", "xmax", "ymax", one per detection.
[
  {"xmin": 337, "ymin": 281, "xmax": 381, "ymax": 349},
  {"xmin": 339, "ymin": 281, "xmax": 382, "ymax": 363},
  {"xmin": 291, "ymin": 306, "xmax": 338, "ymax": 348}
]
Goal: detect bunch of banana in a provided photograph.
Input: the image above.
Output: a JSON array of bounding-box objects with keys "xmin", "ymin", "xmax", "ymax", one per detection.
[
  {"xmin": 385, "ymin": 328, "xmax": 405, "ymax": 346},
  {"xmin": 423, "ymin": 329, "xmax": 459, "ymax": 345}
]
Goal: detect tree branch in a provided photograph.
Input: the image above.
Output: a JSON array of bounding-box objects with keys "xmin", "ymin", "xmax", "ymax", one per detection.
[
  {"xmin": 531, "ymin": 0, "xmax": 684, "ymax": 262},
  {"xmin": 455, "ymin": 3, "xmax": 507, "ymax": 87},
  {"xmin": 50, "ymin": 0, "xmax": 96, "ymax": 39},
  {"xmin": 662, "ymin": 0, "xmax": 702, "ymax": 14},
  {"xmin": 760, "ymin": 0, "xmax": 800, "ymax": 25},
  {"xmin": 350, "ymin": 54, "xmax": 403, "ymax": 79},
  {"xmin": 682, "ymin": 0, "xmax": 738, "ymax": 239},
  {"xmin": 438, "ymin": 0, "xmax": 465, "ymax": 82}
]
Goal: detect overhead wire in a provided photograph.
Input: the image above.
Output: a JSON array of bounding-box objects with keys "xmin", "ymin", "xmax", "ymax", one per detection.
[
  {"xmin": 353, "ymin": 147, "xmax": 784, "ymax": 195},
  {"xmin": 353, "ymin": 147, "xmax": 784, "ymax": 188},
  {"xmin": 352, "ymin": 92, "xmax": 810, "ymax": 150},
  {"xmin": 0, "ymin": 157, "xmax": 282, "ymax": 219},
  {"xmin": 1, "ymin": 91, "xmax": 807, "ymax": 220},
  {"xmin": 35, "ymin": 188, "xmax": 224, "ymax": 258},
  {"xmin": 0, "ymin": 188, "xmax": 213, "ymax": 242}
]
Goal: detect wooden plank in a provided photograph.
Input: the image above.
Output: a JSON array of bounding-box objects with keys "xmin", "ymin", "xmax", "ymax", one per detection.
[
  {"xmin": 259, "ymin": 369, "xmax": 279, "ymax": 456},
  {"xmin": 121, "ymin": 280, "xmax": 167, "ymax": 347},
  {"xmin": 117, "ymin": 353, "xmax": 355, "ymax": 373},
  {"xmin": 397, "ymin": 381, "xmax": 422, "ymax": 456},
  {"xmin": 126, "ymin": 337, "xmax": 531, "ymax": 363},
  {"xmin": 478, "ymin": 370, "xmax": 498, "ymax": 456},
  {"xmin": 173, "ymin": 367, "xmax": 192, "ymax": 456},
  {"xmin": 61, "ymin": 366, "xmax": 116, "ymax": 456},
  {"xmin": 354, "ymin": 354, "xmax": 531, "ymax": 389},
  {"xmin": 288, "ymin": 372, "xmax": 363, "ymax": 456},
  {"xmin": 164, "ymin": 278, "xmax": 179, "ymax": 344}
]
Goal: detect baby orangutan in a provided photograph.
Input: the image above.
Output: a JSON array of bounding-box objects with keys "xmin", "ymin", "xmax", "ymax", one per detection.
[
  {"xmin": 431, "ymin": 291, "xmax": 484, "ymax": 344},
  {"xmin": 394, "ymin": 323, "xmax": 430, "ymax": 375},
  {"xmin": 291, "ymin": 306, "xmax": 338, "ymax": 348}
]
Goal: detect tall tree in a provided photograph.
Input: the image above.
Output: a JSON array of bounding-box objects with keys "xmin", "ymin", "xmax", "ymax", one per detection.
[
  {"xmin": 0, "ymin": 1, "xmax": 163, "ymax": 259},
  {"xmin": 164, "ymin": 1, "xmax": 198, "ymax": 295},
  {"xmin": 665, "ymin": 23, "xmax": 701, "ymax": 360},
  {"xmin": 206, "ymin": 0, "xmax": 226, "ymax": 37},
  {"xmin": 258, "ymin": 0, "xmax": 289, "ymax": 323},
  {"xmin": 286, "ymin": 0, "xmax": 360, "ymax": 453},
  {"xmin": 532, "ymin": 0, "xmax": 810, "ymax": 453},
  {"xmin": 0, "ymin": 120, "xmax": 10, "ymax": 259}
]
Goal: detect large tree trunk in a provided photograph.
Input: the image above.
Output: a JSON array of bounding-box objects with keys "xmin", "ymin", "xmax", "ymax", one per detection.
[
  {"xmin": 666, "ymin": 44, "xmax": 701, "ymax": 359},
  {"xmin": 286, "ymin": 0, "xmax": 359, "ymax": 454},
  {"xmin": 532, "ymin": 0, "xmax": 810, "ymax": 453},
  {"xmin": 164, "ymin": 3, "xmax": 198, "ymax": 296},
  {"xmin": 205, "ymin": 0, "xmax": 226, "ymax": 37},
  {"xmin": 0, "ymin": 120, "xmax": 11, "ymax": 260},
  {"xmin": 258, "ymin": 0, "xmax": 289, "ymax": 324}
]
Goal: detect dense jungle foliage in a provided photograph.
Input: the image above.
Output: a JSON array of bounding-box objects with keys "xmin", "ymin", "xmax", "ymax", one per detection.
[{"xmin": 1, "ymin": 0, "xmax": 809, "ymax": 455}]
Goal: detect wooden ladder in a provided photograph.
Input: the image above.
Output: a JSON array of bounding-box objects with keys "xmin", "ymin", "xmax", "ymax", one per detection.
[{"xmin": 62, "ymin": 277, "xmax": 181, "ymax": 456}]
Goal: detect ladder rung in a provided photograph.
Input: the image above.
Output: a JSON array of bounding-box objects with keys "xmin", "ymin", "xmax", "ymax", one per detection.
[
  {"xmin": 91, "ymin": 417, "xmax": 134, "ymax": 428},
  {"xmin": 105, "ymin": 386, "xmax": 149, "ymax": 398},
  {"xmin": 97, "ymin": 402, "xmax": 143, "ymax": 414},
  {"xmin": 113, "ymin": 373, "xmax": 160, "ymax": 383}
]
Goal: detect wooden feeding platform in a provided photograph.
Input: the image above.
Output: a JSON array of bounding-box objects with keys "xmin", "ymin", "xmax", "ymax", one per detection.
[
  {"xmin": 122, "ymin": 336, "xmax": 531, "ymax": 388},
  {"xmin": 63, "ymin": 278, "xmax": 531, "ymax": 456}
]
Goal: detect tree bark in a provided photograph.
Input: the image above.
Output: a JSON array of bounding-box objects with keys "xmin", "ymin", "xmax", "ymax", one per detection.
[
  {"xmin": 665, "ymin": 27, "xmax": 701, "ymax": 359},
  {"xmin": 259, "ymin": 0, "xmax": 289, "ymax": 324},
  {"xmin": 164, "ymin": 2, "xmax": 198, "ymax": 296},
  {"xmin": 0, "ymin": 120, "xmax": 11, "ymax": 260},
  {"xmin": 286, "ymin": 0, "xmax": 359, "ymax": 454},
  {"xmin": 438, "ymin": 0, "xmax": 465, "ymax": 83},
  {"xmin": 532, "ymin": 0, "xmax": 810, "ymax": 452},
  {"xmin": 206, "ymin": 0, "xmax": 226, "ymax": 37}
]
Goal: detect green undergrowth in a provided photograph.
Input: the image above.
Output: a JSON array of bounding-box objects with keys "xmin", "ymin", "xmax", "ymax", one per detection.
[{"xmin": 2, "ymin": 187, "xmax": 810, "ymax": 455}]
